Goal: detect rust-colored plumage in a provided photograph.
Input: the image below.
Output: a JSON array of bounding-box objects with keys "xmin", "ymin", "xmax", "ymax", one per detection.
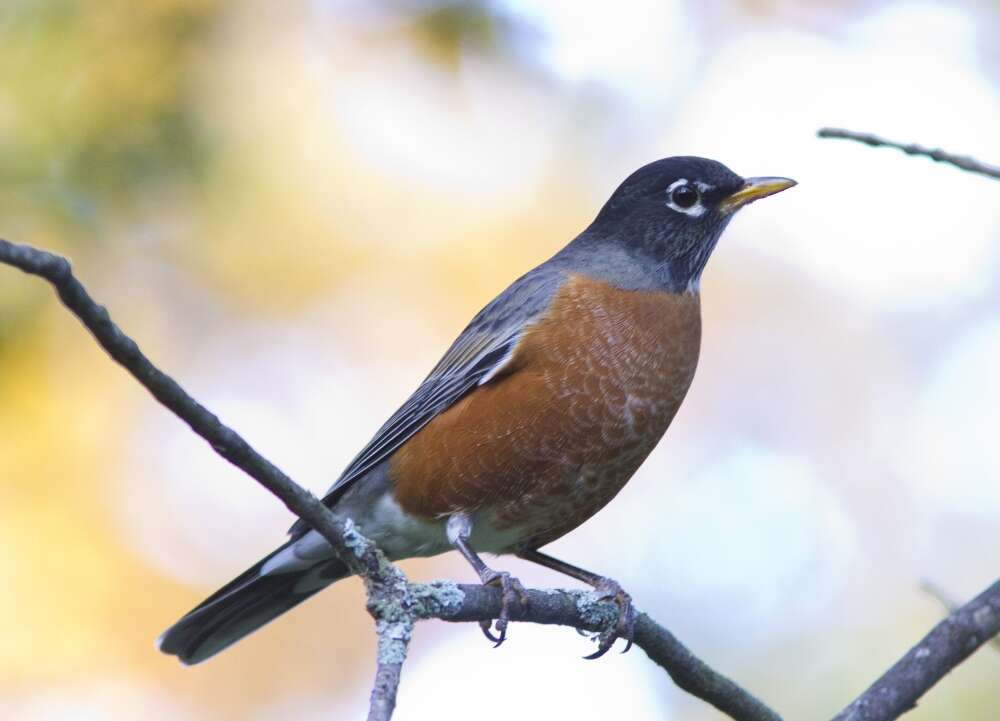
[
  {"xmin": 158, "ymin": 157, "xmax": 796, "ymax": 665},
  {"xmin": 391, "ymin": 274, "xmax": 701, "ymax": 549}
]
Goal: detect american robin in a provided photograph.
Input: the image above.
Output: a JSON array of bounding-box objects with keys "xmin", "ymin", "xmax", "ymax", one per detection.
[{"xmin": 158, "ymin": 156, "xmax": 795, "ymax": 664}]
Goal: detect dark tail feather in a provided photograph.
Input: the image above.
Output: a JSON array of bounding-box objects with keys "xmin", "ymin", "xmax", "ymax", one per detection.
[{"xmin": 158, "ymin": 543, "xmax": 350, "ymax": 665}]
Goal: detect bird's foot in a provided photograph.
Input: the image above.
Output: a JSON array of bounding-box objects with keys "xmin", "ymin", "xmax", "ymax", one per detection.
[
  {"xmin": 478, "ymin": 569, "xmax": 528, "ymax": 647},
  {"xmin": 584, "ymin": 578, "xmax": 636, "ymax": 660}
]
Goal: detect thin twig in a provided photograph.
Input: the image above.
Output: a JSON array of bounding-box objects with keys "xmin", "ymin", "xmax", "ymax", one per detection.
[
  {"xmin": 9, "ymin": 236, "xmax": 1000, "ymax": 721},
  {"xmin": 921, "ymin": 579, "xmax": 1000, "ymax": 652},
  {"xmin": 368, "ymin": 654, "xmax": 406, "ymax": 721},
  {"xmin": 0, "ymin": 239, "xmax": 364, "ymax": 572},
  {"xmin": 430, "ymin": 584, "xmax": 785, "ymax": 721},
  {"xmin": 0, "ymin": 237, "xmax": 409, "ymax": 719},
  {"xmin": 817, "ymin": 128, "xmax": 1000, "ymax": 180},
  {"xmin": 0, "ymin": 237, "xmax": 782, "ymax": 721},
  {"xmin": 361, "ymin": 538, "xmax": 415, "ymax": 721},
  {"xmin": 7, "ymin": 236, "xmax": 1000, "ymax": 721},
  {"xmin": 831, "ymin": 578, "xmax": 1000, "ymax": 721},
  {"xmin": 6, "ymin": 236, "xmax": 1000, "ymax": 721}
]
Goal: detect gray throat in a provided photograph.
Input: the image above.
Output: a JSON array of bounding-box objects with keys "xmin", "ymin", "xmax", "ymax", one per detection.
[{"xmin": 553, "ymin": 226, "xmax": 725, "ymax": 294}]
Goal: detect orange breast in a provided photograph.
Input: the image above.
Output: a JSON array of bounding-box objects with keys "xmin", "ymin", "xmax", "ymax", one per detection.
[{"xmin": 390, "ymin": 273, "xmax": 701, "ymax": 549}]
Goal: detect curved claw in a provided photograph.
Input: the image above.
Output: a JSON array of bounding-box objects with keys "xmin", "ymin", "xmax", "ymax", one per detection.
[
  {"xmin": 583, "ymin": 639, "xmax": 615, "ymax": 660},
  {"xmin": 583, "ymin": 579, "xmax": 636, "ymax": 660},
  {"xmin": 479, "ymin": 570, "xmax": 527, "ymax": 648},
  {"xmin": 479, "ymin": 619, "xmax": 504, "ymax": 646}
]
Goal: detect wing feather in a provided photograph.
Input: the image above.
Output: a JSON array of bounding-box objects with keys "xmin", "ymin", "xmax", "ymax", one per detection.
[{"xmin": 288, "ymin": 266, "xmax": 565, "ymax": 537}]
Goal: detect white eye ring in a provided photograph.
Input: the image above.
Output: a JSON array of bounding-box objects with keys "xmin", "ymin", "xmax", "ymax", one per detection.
[{"xmin": 666, "ymin": 178, "xmax": 706, "ymax": 217}]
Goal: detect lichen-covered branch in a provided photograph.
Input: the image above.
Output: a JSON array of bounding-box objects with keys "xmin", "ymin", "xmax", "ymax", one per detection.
[
  {"xmin": 817, "ymin": 128, "xmax": 1000, "ymax": 180},
  {"xmin": 0, "ymin": 237, "xmax": 781, "ymax": 721},
  {"xmin": 0, "ymin": 237, "xmax": 410, "ymax": 719},
  {"xmin": 831, "ymin": 578, "xmax": 1000, "ymax": 721},
  {"xmin": 6, "ymin": 237, "xmax": 997, "ymax": 721},
  {"xmin": 423, "ymin": 583, "xmax": 785, "ymax": 721}
]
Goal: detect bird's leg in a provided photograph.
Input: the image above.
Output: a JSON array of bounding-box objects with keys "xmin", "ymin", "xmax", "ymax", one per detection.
[
  {"xmin": 517, "ymin": 548, "xmax": 635, "ymax": 659},
  {"xmin": 446, "ymin": 514, "xmax": 527, "ymax": 647}
]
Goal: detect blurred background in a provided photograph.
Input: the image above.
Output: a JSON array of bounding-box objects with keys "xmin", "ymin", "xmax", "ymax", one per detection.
[{"xmin": 1, "ymin": 0, "xmax": 999, "ymax": 719}]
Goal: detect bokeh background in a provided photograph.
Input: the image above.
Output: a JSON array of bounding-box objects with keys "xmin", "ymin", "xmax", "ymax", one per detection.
[{"xmin": 2, "ymin": 0, "xmax": 999, "ymax": 719}]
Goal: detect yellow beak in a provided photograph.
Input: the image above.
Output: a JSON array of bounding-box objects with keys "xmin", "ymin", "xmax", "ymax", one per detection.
[{"xmin": 718, "ymin": 176, "xmax": 797, "ymax": 214}]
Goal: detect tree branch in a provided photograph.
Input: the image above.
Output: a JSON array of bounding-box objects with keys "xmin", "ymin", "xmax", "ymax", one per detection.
[
  {"xmin": 0, "ymin": 237, "xmax": 412, "ymax": 718},
  {"xmin": 0, "ymin": 237, "xmax": 779, "ymax": 721},
  {"xmin": 921, "ymin": 579, "xmax": 1000, "ymax": 652},
  {"xmin": 832, "ymin": 578, "xmax": 1000, "ymax": 721},
  {"xmin": 817, "ymin": 128, "xmax": 1000, "ymax": 180},
  {"xmin": 0, "ymin": 239, "xmax": 367, "ymax": 574},
  {"xmin": 5, "ymin": 237, "xmax": 997, "ymax": 721},
  {"xmin": 424, "ymin": 583, "xmax": 784, "ymax": 721}
]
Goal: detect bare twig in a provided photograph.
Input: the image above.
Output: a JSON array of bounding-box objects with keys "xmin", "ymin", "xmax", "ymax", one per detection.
[
  {"xmin": 5, "ymin": 236, "xmax": 996, "ymax": 721},
  {"xmin": 921, "ymin": 579, "xmax": 1000, "ymax": 652},
  {"xmin": 429, "ymin": 584, "xmax": 785, "ymax": 721},
  {"xmin": 0, "ymin": 237, "xmax": 781, "ymax": 721},
  {"xmin": 817, "ymin": 128, "xmax": 1000, "ymax": 180},
  {"xmin": 832, "ymin": 578, "xmax": 1000, "ymax": 721},
  {"xmin": 368, "ymin": 645, "xmax": 407, "ymax": 721},
  {"xmin": 0, "ymin": 240, "xmax": 365, "ymax": 572},
  {"xmin": 0, "ymin": 237, "xmax": 411, "ymax": 719}
]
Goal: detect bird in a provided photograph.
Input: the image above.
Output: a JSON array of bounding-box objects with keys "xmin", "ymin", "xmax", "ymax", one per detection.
[{"xmin": 158, "ymin": 156, "xmax": 795, "ymax": 665}]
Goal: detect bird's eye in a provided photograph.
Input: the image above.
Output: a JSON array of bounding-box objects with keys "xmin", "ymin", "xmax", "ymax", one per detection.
[{"xmin": 670, "ymin": 185, "xmax": 699, "ymax": 209}]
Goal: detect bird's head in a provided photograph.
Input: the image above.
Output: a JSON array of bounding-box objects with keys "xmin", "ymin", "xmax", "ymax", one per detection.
[{"xmin": 591, "ymin": 156, "xmax": 796, "ymax": 290}]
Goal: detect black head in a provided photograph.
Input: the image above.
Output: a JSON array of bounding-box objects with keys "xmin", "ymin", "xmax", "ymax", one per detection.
[{"xmin": 586, "ymin": 156, "xmax": 795, "ymax": 290}]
